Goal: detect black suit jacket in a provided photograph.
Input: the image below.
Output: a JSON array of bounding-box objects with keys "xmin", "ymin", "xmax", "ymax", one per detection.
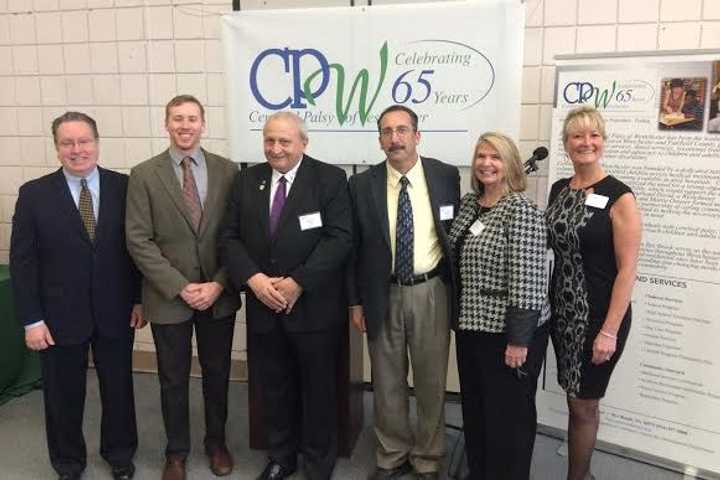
[
  {"xmin": 347, "ymin": 156, "xmax": 461, "ymax": 340},
  {"xmin": 10, "ymin": 167, "xmax": 140, "ymax": 345},
  {"xmin": 219, "ymin": 155, "xmax": 352, "ymax": 334}
]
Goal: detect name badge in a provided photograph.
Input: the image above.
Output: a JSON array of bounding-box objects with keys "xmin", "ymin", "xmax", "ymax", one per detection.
[
  {"xmin": 469, "ymin": 219, "xmax": 485, "ymax": 236},
  {"xmin": 439, "ymin": 204, "xmax": 454, "ymax": 221},
  {"xmin": 585, "ymin": 193, "xmax": 609, "ymax": 209},
  {"xmin": 298, "ymin": 211, "xmax": 322, "ymax": 231}
]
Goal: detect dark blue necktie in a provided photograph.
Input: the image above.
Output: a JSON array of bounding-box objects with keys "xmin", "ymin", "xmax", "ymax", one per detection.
[{"xmin": 395, "ymin": 176, "xmax": 414, "ymax": 282}]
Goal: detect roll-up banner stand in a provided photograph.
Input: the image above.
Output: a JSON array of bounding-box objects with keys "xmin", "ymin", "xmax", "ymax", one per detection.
[{"xmin": 538, "ymin": 49, "xmax": 720, "ymax": 480}]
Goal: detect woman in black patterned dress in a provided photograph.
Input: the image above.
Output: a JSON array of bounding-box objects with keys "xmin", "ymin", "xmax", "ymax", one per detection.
[
  {"xmin": 449, "ymin": 132, "xmax": 548, "ymax": 480},
  {"xmin": 545, "ymin": 106, "xmax": 642, "ymax": 480}
]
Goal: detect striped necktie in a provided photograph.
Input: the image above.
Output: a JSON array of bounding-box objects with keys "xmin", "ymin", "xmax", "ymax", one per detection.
[{"xmin": 181, "ymin": 157, "xmax": 202, "ymax": 230}]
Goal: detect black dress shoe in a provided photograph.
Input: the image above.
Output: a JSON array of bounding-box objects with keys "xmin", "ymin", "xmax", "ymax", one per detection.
[
  {"xmin": 257, "ymin": 460, "xmax": 296, "ymax": 480},
  {"xmin": 111, "ymin": 463, "xmax": 136, "ymax": 480}
]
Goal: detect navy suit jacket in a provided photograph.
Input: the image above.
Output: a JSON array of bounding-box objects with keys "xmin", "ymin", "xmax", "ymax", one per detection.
[
  {"xmin": 10, "ymin": 167, "xmax": 140, "ymax": 345},
  {"xmin": 219, "ymin": 155, "xmax": 353, "ymax": 334},
  {"xmin": 347, "ymin": 156, "xmax": 461, "ymax": 340}
]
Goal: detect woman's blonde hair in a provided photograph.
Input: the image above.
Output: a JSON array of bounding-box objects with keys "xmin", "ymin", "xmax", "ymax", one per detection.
[
  {"xmin": 562, "ymin": 106, "xmax": 606, "ymax": 143},
  {"xmin": 471, "ymin": 132, "xmax": 526, "ymax": 194}
]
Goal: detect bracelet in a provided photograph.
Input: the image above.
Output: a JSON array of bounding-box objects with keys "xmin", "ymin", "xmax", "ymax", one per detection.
[{"xmin": 599, "ymin": 330, "xmax": 617, "ymax": 340}]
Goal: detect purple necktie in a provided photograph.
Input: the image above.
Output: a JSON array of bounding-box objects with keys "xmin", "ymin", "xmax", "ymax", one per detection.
[{"xmin": 269, "ymin": 176, "xmax": 287, "ymax": 237}]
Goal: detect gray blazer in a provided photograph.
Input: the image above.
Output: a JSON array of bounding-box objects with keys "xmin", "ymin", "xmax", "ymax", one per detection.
[{"xmin": 126, "ymin": 149, "xmax": 241, "ymax": 324}]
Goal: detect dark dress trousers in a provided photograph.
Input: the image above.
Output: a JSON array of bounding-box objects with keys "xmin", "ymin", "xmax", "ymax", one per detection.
[
  {"xmin": 219, "ymin": 155, "xmax": 352, "ymax": 480},
  {"xmin": 10, "ymin": 167, "xmax": 140, "ymax": 477}
]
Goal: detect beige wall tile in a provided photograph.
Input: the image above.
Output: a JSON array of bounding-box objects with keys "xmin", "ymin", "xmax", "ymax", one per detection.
[
  {"xmin": 89, "ymin": 9, "xmax": 117, "ymax": 42},
  {"xmin": 146, "ymin": 6, "xmax": 174, "ymax": 39},
  {"xmin": 174, "ymin": 39, "xmax": 204, "ymax": 72},
  {"xmin": 543, "ymin": 26, "xmax": 576, "ymax": 65},
  {"xmin": 522, "ymin": 66, "xmax": 541, "ymax": 104},
  {"xmin": 120, "ymin": 74, "xmax": 149, "ymax": 105},
  {"xmin": 576, "ymin": 25, "xmax": 616, "ymax": 53},
  {"xmin": 38, "ymin": 45, "xmax": 65, "ymax": 75},
  {"xmin": 524, "ymin": 28, "xmax": 543, "ymax": 66},
  {"xmin": 520, "ymin": 104, "xmax": 539, "ymax": 140},
  {"xmin": 701, "ymin": 22, "xmax": 720, "ymax": 48},
  {"xmin": 92, "ymin": 74, "xmax": 122, "ymax": 105},
  {"xmin": 578, "ymin": 0, "xmax": 617, "ymax": 25},
  {"xmin": 0, "ymin": 77, "xmax": 16, "ymax": 106},
  {"xmin": 658, "ymin": 22, "xmax": 701, "ymax": 49},
  {"xmin": 544, "ymin": 0, "xmax": 577, "ymax": 26},
  {"xmin": 121, "ymin": 106, "xmax": 151, "ymax": 137},
  {"xmin": 148, "ymin": 40, "xmax": 175, "ymax": 72},
  {"xmin": 116, "ymin": 7, "xmax": 145, "ymax": 41},
  {"xmin": 617, "ymin": 23, "xmax": 658, "ymax": 51},
  {"xmin": 174, "ymin": 5, "xmax": 203, "ymax": 39},
  {"xmin": 36, "ymin": 13, "xmax": 63, "ymax": 44},
  {"xmin": 618, "ymin": 0, "xmax": 659, "ymax": 23},
  {"xmin": 13, "ymin": 45, "xmax": 39, "ymax": 75},
  {"xmin": 16, "ymin": 107, "xmax": 43, "ymax": 135},
  {"xmin": 660, "ymin": 0, "xmax": 701, "ymax": 22},
  {"xmin": 61, "ymin": 11, "xmax": 89, "ymax": 43},
  {"xmin": 118, "ymin": 41, "xmax": 148, "ymax": 73},
  {"xmin": 90, "ymin": 42, "xmax": 119, "ymax": 73},
  {"xmin": 63, "ymin": 43, "xmax": 91, "ymax": 74},
  {"xmin": 40, "ymin": 76, "xmax": 67, "ymax": 105},
  {"xmin": 10, "ymin": 13, "xmax": 36, "ymax": 45},
  {"xmin": 66, "ymin": 75, "xmax": 94, "ymax": 105}
]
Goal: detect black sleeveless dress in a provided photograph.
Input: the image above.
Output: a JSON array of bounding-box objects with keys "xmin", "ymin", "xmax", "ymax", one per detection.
[{"xmin": 545, "ymin": 175, "xmax": 633, "ymax": 399}]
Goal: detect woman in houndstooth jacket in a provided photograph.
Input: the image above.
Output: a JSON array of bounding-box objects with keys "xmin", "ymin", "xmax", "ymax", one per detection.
[{"xmin": 448, "ymin": 132, "xmax": 548, "ymax": 480}]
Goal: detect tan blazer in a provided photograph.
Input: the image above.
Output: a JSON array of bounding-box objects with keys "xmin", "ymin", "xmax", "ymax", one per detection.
[{"xmin": 126, "ymin": 149, "xmax": 241, "ymax": 324}]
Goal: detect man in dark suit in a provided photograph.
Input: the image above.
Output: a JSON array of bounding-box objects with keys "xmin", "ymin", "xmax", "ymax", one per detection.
[
  {"xmin": 219, "ymin": 112, "xmax": 352, "ymax": 480},
  {"xmin": 10, "ymin": 111, "xmax": 144, "ymax": 480},
  {"xmin": 347, "ymin": 105, "xmax": 460, "ymax": 480},
  {"xmin": 126, "ymin": 95, "xmax": 240, "ymax": 480}
]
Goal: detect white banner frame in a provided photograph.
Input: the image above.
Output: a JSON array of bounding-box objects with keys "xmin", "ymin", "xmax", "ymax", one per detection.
[{"xmin": 221, "ymin": 0, "xmax": 524, "ymax": 166}]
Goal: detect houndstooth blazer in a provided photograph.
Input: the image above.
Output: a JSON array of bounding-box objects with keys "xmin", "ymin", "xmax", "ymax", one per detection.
[{"xmin": 448, "ymin": 192, "xmax": 547, "ymax": 342}]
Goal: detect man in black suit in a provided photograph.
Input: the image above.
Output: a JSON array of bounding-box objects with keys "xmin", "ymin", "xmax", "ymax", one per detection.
[
  {"xmin": 219, "ymin": 112, "xmax": 352, "ymax": 480},
  {"xmin": 9, "ymin": 112, "xmax": 144, "ymax": 480},
  {"xmin": 347, "ymin": 105, "xmax": 460, "ymax": 480}
]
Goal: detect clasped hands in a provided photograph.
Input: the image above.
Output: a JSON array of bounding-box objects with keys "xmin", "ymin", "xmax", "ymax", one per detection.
[
  {"xmin": 247, "ymin": 273, "xmax": 303, "ymax": 313},
  {"xmin": 180, "ymin": 281, "xmax": 224, "ymax": 311}
]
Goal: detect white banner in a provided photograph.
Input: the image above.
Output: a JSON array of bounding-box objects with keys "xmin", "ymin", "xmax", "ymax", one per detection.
[
  {"xmin": 221, "ymin": 0, "xmax": 524, "ymax": 166},
  {"xmin": 539, "ymin": 50, "xmax": 720, "ymax": 479}
]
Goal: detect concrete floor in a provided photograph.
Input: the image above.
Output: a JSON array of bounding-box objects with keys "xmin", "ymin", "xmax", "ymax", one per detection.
[{"xmin": 0, "ymin": 372, "xmax": 686, "ymax": 480}]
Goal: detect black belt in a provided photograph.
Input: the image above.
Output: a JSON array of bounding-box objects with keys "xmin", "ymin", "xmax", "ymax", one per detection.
[{"xmin": 390, "ymin": 265, "xmax": 442, "ymax": 286}]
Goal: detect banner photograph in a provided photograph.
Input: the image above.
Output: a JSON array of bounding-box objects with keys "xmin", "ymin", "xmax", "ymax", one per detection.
[
  {"xmin": 540, "ymin": 50, "xmax": 720, "ymax": 479},
  {"xmin": 222, "ymin": 0, "xmax": 523, "ymax": 166}
]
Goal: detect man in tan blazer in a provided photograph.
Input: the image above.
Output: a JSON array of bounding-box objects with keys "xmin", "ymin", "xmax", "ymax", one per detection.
[{"xmin": 126, "ymin": 95, "xmax": 240, "ymax": 480}]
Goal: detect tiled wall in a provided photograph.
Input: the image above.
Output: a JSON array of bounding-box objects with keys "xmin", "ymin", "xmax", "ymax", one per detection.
[{"xmin": 1, "ymin": 0, "xmax": 717, "ymax": 363}]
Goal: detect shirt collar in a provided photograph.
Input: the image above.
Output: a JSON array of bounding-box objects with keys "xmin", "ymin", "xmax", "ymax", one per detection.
[
  {"xmin": 386, "ymin": 155, "xmax": 423, "ymax": 188},
  {"xmin": 271, "ymin": 155, "xmax": 303, "ymax": 185},
  {"xmin": 169, "ymin": 146, "xmax": 205, "ymax": 167},
  {"xmin": 63, "ymin": 165, "xmax": 99, "ymax": 184}
]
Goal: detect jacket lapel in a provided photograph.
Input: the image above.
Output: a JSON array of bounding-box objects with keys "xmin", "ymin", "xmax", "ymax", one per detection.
[
  {"xmin": 254, "ymin": 163, "xmax": 272, "ymax": 239},
  {"xmin": 51, "ymin": 169, "xmax": 93, "ymax": 245},
  {"xmin": 421, "ymin": 156, "xmax": 446, "ymax": 239},
  {"xmin": 153, "ymin": 150, "xmax": 198, "ymax": 234},
  {"xmin": 370, "ymin": 162, "xmax": 391, "ymax": 249},
  {"xmin": 94, "ymin": 167, "xmax": 111, "ymax": 244}
]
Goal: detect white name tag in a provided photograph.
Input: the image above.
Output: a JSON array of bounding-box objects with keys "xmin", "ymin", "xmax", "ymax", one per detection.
[
  {"xmin": 469, "ymin": 218, "xmax": 485, "ymax": 236},
  {"xmin": 298, "ymin": 211, "xmax": 322, "ymax": 231},
  {"xmin": 439, "ymin": 204, "xmax": 454, "ymax": 221},
  {"xmin": 585, "ymin": 193, "xmax": 609, "ymax": 209}
]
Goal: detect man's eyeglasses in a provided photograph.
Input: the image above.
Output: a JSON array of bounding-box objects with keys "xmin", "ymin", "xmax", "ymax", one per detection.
[
  {"xmin": 57, "ymin": 138, "xmax": 96, "ymax": 150},
  {"xmin": 379, "ymin": 126, "xmax": 414, "ymax": 139}
]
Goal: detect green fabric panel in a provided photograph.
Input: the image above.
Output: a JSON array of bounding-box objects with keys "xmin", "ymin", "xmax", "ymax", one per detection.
[{"xmin": 0, "ymin": 265, "xmax": 42, "ymax": 405}]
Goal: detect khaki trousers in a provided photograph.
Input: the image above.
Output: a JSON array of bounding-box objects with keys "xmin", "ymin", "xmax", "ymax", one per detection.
[{"xmin": 368, "ymin": 276, "xmax": 450, "ymax": 474}]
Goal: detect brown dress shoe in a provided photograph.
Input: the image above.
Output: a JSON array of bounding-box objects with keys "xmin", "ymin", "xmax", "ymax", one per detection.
[
  {"xmin": 162, "ymin": 456, "xmax": 186, "ymax": 480},
  {"xmin": 206, "ymin": 444, "xmax": 234, "ymax": 476}
]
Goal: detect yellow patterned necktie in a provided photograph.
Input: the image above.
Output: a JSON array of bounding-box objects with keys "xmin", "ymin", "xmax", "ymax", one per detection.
[{"xmin": 79, "ymin": 178, "xmax": 96, "ymax": 241}]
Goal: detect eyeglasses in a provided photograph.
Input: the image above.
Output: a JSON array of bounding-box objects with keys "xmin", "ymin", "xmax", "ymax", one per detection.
[
  {"xmin": 57, "ymin": 138, "xmax": 96, "ymax": 150},
  {"xmin": 379, "ymin": 126, "xmax": 414, "ymax": 139}
]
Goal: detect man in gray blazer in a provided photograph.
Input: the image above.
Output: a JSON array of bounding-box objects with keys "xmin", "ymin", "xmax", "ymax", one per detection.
[
  {"xmin": 126, "ymin": 95, "xmax": 240, "ymax": 480},
  {"xmin": 347, "ymin": 105, "xmax": 460, "ymax": 480}
]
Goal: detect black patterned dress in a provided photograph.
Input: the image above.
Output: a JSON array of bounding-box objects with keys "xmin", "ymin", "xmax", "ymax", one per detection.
[{"xmin": 545, "ymin": 175, "xmax": 633, "ymax": 399}]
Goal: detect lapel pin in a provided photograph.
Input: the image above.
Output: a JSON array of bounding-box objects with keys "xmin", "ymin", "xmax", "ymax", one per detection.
[{"xmin": 259, "ymin": 180, "xmax": 266, "ymax": 191}]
